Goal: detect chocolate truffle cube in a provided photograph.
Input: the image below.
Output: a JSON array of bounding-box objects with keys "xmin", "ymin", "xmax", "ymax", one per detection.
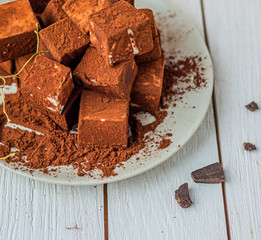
[
  {"xmin": 62, "ymin": 0, "xmax": 114, "ymax": 34},
  {"xmin": 89, "ymin": 1, "xmax": 154, "ymax": 66},
  {"xmin": 62, "ymin": 0, "xmax": 133, "ymax": 34},
  {"xmin": 41, "ymin": 0, "xmax": 67, "ymax": 26},
  {"xmin": 22, "ymin": 55, "xmax": 74, "ymax": 115},
  {"xmin": 74, "ymin": 47, "xmax": 137, "ymax": 99},
  {"xmin": 131, "ymin": 57, "xmax": 165, "ymax": 113},
  {"xmin": 39, "ymin": 18, "xmax": 90, "ymax": 67},
  {"xmin": 15, "ymin": 54, "xmax": 34, "ymax": 85},
  {"xmin": 29, "ymin": 0, "xmax": 50, "ymax": 13},
  {"xmin": 0, "ymin": 0, "xmax": 39, "ymax": 62},
  {"xmin": 79, "ymin": 90, "xmax": 129, "ymax": 148},
  {"xmin": 136, "ymin": 9, "xmax": 162, "ymax": 63}
]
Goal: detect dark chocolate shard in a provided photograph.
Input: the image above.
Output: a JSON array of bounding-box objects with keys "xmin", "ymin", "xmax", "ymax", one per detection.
[
  {"xmin": 243, "ymin": 142, "xmax": 257, "ymax": 151},
  {"xmin": 191, "ymin": 163, "xmax": 225, "ymax": 184},
  {"xmin": 175, "ymin": 183, "xmax": 192, "ymax": 208},
  {"xmin": 245, "ymin": 101, "xmax": 259, "ymax": 112}
]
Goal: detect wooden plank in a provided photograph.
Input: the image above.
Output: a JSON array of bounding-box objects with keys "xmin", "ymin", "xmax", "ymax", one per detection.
[
  {"xmin": 0, "ymin": 169, "xmax": 104, "ymax": 240},
  {"xmin": 107, "ymin": 1, "xmax": 228, "ymax": 239},
  {"xmin": 0, "ymin": 2, "xmax": 104, "ymax": 239},
  {"xmin": 203, "ymin": 0, "xmax": 261, "ymax": 239},
  {"xmin": 108, "ymin": 106, "xmax": 227, "ymax": 240}
]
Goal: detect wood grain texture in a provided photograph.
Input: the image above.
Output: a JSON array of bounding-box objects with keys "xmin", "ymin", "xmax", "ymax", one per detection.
[
  {"xmin": 203, "ymin": 0, "xmax": 261, "ymax": 239},
  {"xmin": 0, "ymin": 169, "xmax": 104, "ymax": 240},
  {"xmin": 107, "ymin": 1, "xmax": 227, "ymax": 239},
  {"xmin": 107, "ymin": 106, "xmax": 227, "ymax": 240}
]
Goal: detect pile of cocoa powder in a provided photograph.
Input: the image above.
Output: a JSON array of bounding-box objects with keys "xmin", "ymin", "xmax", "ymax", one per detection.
[{"xmin": 0, "ymin": 53, "xmax": 206, "ymax": 178}]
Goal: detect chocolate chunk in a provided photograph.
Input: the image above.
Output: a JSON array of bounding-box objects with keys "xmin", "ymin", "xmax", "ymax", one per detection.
[
  {"xmin": 175, "ymin": 183, "xmax": 192, "ymax": 208},
  {"xmin": 191, "ymin": 163, "xmax": 225, "ymax": 183},
  {"xmin": 245, "ymin": 101, "xmax": 259, "ymax": 112},
  {"xmin": 243, "ymin": 142, "xmax": 257, "ymax": 151}
]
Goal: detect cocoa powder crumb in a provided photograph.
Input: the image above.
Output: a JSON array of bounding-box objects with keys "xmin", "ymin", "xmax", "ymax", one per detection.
[
  {"xmin": 245, "ymin": 101, "xmax": 259, "ymax": 112},
  {"xmin": 161, "ymin": 56, "xmax": 207, "ymax": 108},
  {"xmin": 158, "ymin": 139, "xmax": 171, "ymax": 149},
  {"xmin": 243, "ymin": 142, "xmax": 257, "ymax": 152}
]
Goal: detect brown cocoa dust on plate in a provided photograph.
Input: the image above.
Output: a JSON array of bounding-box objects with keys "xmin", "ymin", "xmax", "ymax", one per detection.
[{"xmin": 0, "ymin": 54, "xmax": 207, "ymax": 178}]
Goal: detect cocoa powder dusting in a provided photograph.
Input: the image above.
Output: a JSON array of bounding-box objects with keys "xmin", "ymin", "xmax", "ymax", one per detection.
[
  {"xmin": 162, "ymin": 56, "xmax": 207, "ymax": 106},
  {"xmin": 0, "ymin": 93, "xmax": 168, "ymax": 177},
  {"xmin": 0, "ymin": 53, "xmax": 207, "ymax": 178},
  {"xmin": 0, "ymin": 12, "xmax": 208, "ymax": 178}
]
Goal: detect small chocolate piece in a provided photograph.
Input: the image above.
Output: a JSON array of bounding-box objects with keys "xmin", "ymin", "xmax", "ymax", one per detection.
[
  {"xmin": 175, "ymin": 183, "xmax": 192, "ymax": 208},
  {"xmin": 136, "ymin": 9, "xmax": 162, "ymax": 63},
  {"xmin": 39, "ymin": 18, "xmax": 89, "ymax": 68},
  {"xmin": 73, "ymin": 47, "xmax": 138, "ymax": 99},
  {"xmin": 0, "ymin": 0, "xmax": 40, "ymax": 62},
  {"xmin": 41, "ymin": 0, "xmax": 67, "ymax": 26},
  {"xmin": 243, "ymin": 142, "xmax": 257, "ymax": 151},
  {"xmin": 22, "ymin": 55, "xmax": 74, "ymax": 116},
  {"xmin": 29, "ymin": 0, "xmax": 50, "ymax": 13},
  {"xmin": 15, "ymin": 54, "xmax": 35, "ymax": 84},
  {"xmin": 89, "ymin": 1, "xmax": 154, "ymax": 66},
  {"xmin": 245, "ymin": 101, "xmax": 259, "ymax": 112},
  {"xmin": 131, "ymin": 57, "xmax": 165, "ymax": 112},
  {"xmin": 191, "ymin": 163, "xmax": 225, "ymax": 184},
  {"xmin": 78, "ymin": 90, "xmax": 129, "ymax": 148}
]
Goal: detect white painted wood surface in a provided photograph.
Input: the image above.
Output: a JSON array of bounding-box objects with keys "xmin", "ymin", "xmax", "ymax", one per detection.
[
  {"xmin": 203, "ymin": 0, "xmax": 261, "ymax": 239},
  {"xmin": 107, "ymin": 106, "xmax": 228, "ymax": 240},
  {"xmin": 107, "ymin": 1, "xmax": 227, "ymax": 239},
  {"xmin": 1, "ymin": 0, "xmax": 261, "ymax": 239},
  {"xmin": 0, "ymin": 169, "xmax": 104, "ymax": 240}
]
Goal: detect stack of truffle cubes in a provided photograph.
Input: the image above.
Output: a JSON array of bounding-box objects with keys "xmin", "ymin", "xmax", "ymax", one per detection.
[{"xmin": 0, "ymin": 0, "xmax": 165, "ymax": 148}]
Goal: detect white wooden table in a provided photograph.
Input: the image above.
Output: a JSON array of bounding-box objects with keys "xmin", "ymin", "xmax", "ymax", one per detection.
[{"xmin": 1, "ymin": 0, "xmax": 261, "ymax": 239}]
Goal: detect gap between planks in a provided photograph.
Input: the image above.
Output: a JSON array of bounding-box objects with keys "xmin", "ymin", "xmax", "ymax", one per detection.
[
  {"xmin": 104, "ymin": 184, "xmax": 109, "ymax": 240},
  {"xmin": 200, "ymin": 0, "xmax": 231, "ymax": 239}
]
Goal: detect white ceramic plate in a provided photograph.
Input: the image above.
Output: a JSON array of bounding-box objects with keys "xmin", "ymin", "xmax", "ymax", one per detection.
[{"xmin": 0, "ymin": 0, "xmax": 213, "ymax": 185}]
